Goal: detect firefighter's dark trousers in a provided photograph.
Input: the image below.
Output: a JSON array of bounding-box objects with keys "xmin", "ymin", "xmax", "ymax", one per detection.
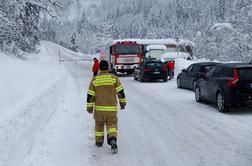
[{"xmin": 94, "ymin": 111, "xmax": 118, "ymax": 143}]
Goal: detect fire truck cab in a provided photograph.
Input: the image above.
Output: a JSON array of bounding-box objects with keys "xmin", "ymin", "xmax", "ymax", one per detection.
[{"xmin": 106, "ymin": 41, "xmax": 142, "ymax": 74}]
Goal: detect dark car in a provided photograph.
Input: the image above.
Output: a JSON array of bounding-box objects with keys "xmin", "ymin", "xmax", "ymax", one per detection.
[
  {"xmin": 195, "ymin": 63, "xmax": 252, "ymax": 112},
  {"xmin": 134, "ymin": 60, "xmax": 168, "ymax": 82},
  {"xmin": 177, "ymin": 62, "xmax": 220, "ymax": 90}
]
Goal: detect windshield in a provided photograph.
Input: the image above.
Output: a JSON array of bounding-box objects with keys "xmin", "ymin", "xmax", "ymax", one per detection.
[
  {"xmin": 148, "ymin": 50, "xmax": 164, "ymax": 59},
  {"xmin": 116, "ymin": 45, "xmax": 139, "ymax": 55}
]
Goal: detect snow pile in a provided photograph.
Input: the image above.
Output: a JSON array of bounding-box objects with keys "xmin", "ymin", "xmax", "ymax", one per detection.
[
  {"xmin": 174, "ymin": 58, "xmax": 194, "ymax": 74},
  {"xmin": 0, "ymin": 42, "xmax": 68, "ymax": 166},
  {"xmin": 161, "ymin": 52, "xmax": 190, "ymax": 61}
]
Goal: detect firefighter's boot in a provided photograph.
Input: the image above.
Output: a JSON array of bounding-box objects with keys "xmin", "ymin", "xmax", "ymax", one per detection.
[
  {"xmin": 109, "ymin": 137, "xmax": 118, "ymax": 154},
  {"xmin": 95, "ymin": 142, "xmax": 103, "ymax": 147}
]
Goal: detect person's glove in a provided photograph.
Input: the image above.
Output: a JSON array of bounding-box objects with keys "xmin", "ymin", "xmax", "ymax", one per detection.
[
  {"xmin": 120, "ymin": 103, "xmax": 126, "ymax": 110},
  {"xmin": 87, "ymin": 107, "xmax": 93, "ymax": 114}
]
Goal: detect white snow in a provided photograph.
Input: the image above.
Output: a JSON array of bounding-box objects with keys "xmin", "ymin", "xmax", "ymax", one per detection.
[
  {"xmin": 146, "ymin": 45, "xmax": 167, "ymax": 51},
  {"xmin": 113, "ymin": 39, "xmax": 195, "ymax": 48},
  {"xmin": 113, "ymin": 38, "xmax": 178, "ymax": 45},
  {"xmin": 161, "ymin": 52, "xmax": 191, "ymax": 62},
  {"xmin": 211, "ymin": 23, "xmax": 234, "ymax": 31},
  {"xmin": 1, "ymin": 41, "xmax": 252, "ymax": 166}
]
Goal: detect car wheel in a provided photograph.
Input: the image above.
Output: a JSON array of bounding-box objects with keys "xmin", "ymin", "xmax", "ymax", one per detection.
[
  {"xmin": 217, "ymin": 92, "xmax": 229, "ymax": 113},
  {"xmin": 177, "ymin": 78, "xmax": 181, "ymax": 88},
  {"xmin": 195, "ymin": 87, "xmax": 203, "ymax": 103}
]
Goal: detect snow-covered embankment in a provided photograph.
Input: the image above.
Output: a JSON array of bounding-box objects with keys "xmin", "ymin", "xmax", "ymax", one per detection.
[{"xmin": 0, "ymin": 43, "xmax": 68, "ymax": 166}]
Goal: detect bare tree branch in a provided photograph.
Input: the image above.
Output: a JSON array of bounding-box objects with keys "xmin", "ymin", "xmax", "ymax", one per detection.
[
  {"xmin": 29, "ymin": 0, "xmax": 63, "ymax": 18},
  {"xmin": 48, "ymin": 0, "xmax": 63, "ymax": 9}
]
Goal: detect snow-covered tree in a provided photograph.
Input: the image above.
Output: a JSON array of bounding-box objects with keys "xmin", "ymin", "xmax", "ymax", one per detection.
[
  {"xmin": 31, "ymin": 0, "xmax": 252, "ymax": 61},
  {"xmin": 70, "ymin": 32, "xmax": 78, "ymax": 52},
  {"xmin": 0, "ymin": 0, "xmax": 60, "ymax": 54}
]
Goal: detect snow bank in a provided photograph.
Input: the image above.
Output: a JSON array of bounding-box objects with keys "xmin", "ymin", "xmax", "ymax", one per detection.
[
  {"xmin": 161, "ymin": 52, "xmax": 190, "ymax": 61},
  {"xmin": 41, "ymin": 41, "xmax": 92, "ymax": 61},
  {"xmin": 174, "ymin": 58, "xmax": 213, "ymax": 75},
  {"xmin": 174, "ymin": 58, "xmax": 194, "ymax": 74},
  {"xmin": 0, "ymin": 55, "xmax": 64, "ymax": 117},
  {"xmin": 0, "ymin": 41, "xmax": 69, "ymax": 166}
]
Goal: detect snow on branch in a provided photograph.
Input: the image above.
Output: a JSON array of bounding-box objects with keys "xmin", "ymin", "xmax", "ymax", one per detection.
[{"xmin": 26, "ymin": 0, "xmax": 63, "ymax": 18}]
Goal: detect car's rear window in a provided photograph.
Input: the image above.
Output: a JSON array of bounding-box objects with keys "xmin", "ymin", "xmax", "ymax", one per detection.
[
  {"xmin": 237, "ymin": 68, "xmax": 252, "ymax": 80},
  {"xmin": 146, "ymin": 62, "xmax": 163, "ymax": 67}
]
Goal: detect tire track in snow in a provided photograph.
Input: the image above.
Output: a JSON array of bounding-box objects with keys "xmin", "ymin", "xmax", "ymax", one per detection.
[{"xmin": 121, "ymin": 76, "xmax": 252, "ymax": 166}]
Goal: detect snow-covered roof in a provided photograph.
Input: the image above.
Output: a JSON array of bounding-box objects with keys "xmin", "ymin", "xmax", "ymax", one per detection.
[
  {"xmin": 113, "ymin": 38, "xmax": 178, "ymax": 45},
  {"xmin": 160, "ymin": 52, "xmax": 190, "ymax": 62},
  {"xmin": 146, "ymin": 45, "xmax": 167, "ymax": 51}
]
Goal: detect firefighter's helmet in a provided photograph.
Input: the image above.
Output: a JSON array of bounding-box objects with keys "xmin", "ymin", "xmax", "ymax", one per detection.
[{"xmin": 99, "ymin": 60, "xmax": 109, "ymax": 70}]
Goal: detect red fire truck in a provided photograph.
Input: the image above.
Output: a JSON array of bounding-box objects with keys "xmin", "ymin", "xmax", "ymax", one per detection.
[{"xmin": 106, "ymin": 41, "xmax": 142, "ymax": 74}]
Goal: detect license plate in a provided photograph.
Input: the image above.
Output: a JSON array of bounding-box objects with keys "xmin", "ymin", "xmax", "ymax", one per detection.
[
  {"xmin": 125, "ymin": 65, "xmax": 131, "ymax": 69},
  {"xmin": 153, "ymin": 72, "xmax": 160, "ymax": 74}
]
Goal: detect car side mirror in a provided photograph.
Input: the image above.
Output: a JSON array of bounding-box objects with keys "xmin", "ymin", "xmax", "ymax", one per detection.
[{"xmin": 182, "ymin": 69, "xmax": 187, "ymax": 73}]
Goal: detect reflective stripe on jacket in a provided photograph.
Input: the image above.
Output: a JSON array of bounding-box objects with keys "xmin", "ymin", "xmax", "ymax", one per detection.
[{"xmin": 87, "ymin": 70, "xmax": 126, "ymax": 112}]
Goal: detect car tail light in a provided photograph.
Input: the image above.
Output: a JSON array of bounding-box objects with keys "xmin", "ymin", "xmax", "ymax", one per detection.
[
  {"xmin": 144, "ymin": 67, "xmax": 151, "ymax": 72},
  {"xmin": 228, "ymin": 68, "xmax": 239, "ymax": 87}
]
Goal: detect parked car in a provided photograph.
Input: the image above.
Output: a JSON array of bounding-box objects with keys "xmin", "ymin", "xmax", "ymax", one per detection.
[
  {"xmin": 177, "ymin": 62, "xmax": 220, "ymax": 90},
  {"xmin": 195, "ymin": 63, "xmax": 252, "ymax": 112},
  {"xmin": 134, "ymin": 59, "xmax": 168, "ymax": 82}
]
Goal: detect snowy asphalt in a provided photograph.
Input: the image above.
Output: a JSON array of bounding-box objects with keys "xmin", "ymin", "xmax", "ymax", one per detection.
[{"xmin": 21, "ymin": 43, "xmax": 252, "ymax": 166}]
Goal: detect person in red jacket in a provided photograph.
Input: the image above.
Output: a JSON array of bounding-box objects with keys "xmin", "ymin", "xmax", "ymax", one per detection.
[
  {"xmin": 167, "ymin": 60, "xmax": 175, "ymax": 80},
  {"xmin": 92, "ymin": 58, "xmax": 99, "ymax": 77}
]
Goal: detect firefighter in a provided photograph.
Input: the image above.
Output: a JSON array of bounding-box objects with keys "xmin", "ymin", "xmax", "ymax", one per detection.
[
  {"xmin": 86, "ymin": 60, "xmax": 126, "ymax": 153},
  {"xmin": 92, "ymin": 58, "xmax": 99, "ymax": 77}
]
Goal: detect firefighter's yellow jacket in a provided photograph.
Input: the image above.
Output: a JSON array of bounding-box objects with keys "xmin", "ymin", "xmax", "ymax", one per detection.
[{"xmin": 86, "ymin": 71, "xmax": 126, "ymax": 112}]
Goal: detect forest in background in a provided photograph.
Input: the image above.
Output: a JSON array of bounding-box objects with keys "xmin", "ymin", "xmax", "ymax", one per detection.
[{"xmin": 1, "ymin": 0, "xmax": 252, "ymax": 61}]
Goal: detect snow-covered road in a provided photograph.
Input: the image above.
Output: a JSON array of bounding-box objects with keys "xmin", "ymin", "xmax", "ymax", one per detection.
[{"xmin": 17, "ymin": 42, "xmax": 252, "ymax": 166}]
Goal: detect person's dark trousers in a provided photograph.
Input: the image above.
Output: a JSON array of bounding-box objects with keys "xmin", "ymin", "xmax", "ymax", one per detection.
[
  {"xmin": 167, "ymin": 69, "xmax": 170, "ymax": 80},
  {"xmin": 93, "ymin": 71, "xmax": 98, "ymax": 77}
]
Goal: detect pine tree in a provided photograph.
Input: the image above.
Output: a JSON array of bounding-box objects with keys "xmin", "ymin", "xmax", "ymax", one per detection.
[
  {"xmin": 16, "ymin": 2, "xmax": 41, "ymax": 52},
  {"xmin": 0, "ymin": 0, "xmax": 60, "ymax": 54},
  {"xmin": 71, "ymin": 32, "xmax": 78, "ymax": 52}
]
